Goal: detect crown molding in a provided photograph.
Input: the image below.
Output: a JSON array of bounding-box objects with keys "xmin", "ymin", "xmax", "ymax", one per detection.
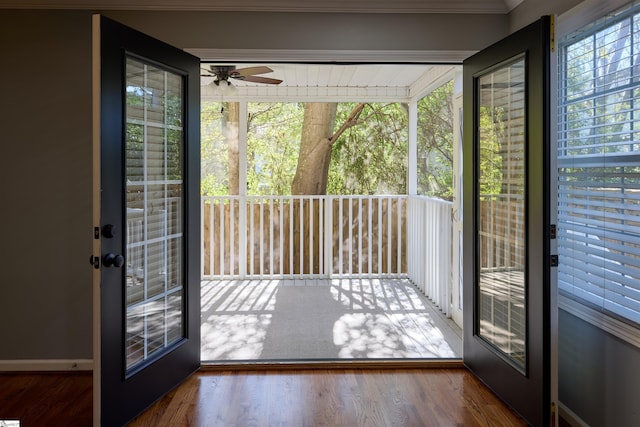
[{"xmin": 0, "ymin": 0, "xmax": 514, "ymax": 13}]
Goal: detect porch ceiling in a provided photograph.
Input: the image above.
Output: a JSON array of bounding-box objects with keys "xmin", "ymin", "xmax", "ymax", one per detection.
[{"xmin": 201, "ymin": 62, "xmax": 460, "ymax": 102}]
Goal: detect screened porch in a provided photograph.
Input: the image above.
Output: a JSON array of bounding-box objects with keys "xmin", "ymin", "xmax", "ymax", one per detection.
[{"xmin": 195, "ymin": 63, "xmax": 465, "ymax": 361}]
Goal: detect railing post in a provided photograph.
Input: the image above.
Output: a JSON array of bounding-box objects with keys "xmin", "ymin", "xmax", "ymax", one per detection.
[
  {"xmin": 250, "ymin": 199, "xmax": 255, "ymax": 276},
  {"xmin": 299, "ymin": 197, "xmax": 304, "ymax": 276},
  {"xmin": 239, "ymin": 196, "xmax": 246, "ymax": 278},
  {"xmin": 325, "ymin": 196, "xmax": 333, "ymax": 277},
  {"xmin": 368, "ymin": 196, "xmax": 373, "ymax": 275},
  {"xmin": 209, "ymin": 198, "xmax": 214, "ymax": 278},
  {"xmin": 218, "ymin": 198, "xmax": 224, "ymax": 277},
  {"xmin": 358, "ymin": 197, "xmax": 363, "ymax": 276},
  {"xmin": 348, "ymin": 197, "xmax": 353, "ymax": 277},
  {"xmin": 307, "ymin": 197, "xmax": 314, "ymax": 277},
  {"xmin": 397, "ymin": 197, "xmax": 403, "ymax": 275},
  {"xmin": 387, "ymin": 196, "xmax": 392, "ymax": 275},
  {"xmin": 201, "ymin": 197, "xmax": 205, "ymax": 279},
  {"xmin": 279, "ymin": 196, "xmax": 284, "ymax": 277},
  {"xmin": 378, "ymin": 197, "xmax": 383, "ymax": 276},
  {"xmin": 260, "ymin": 200, "xmax": 264, "ymax": 277},
  {"xmin": 270, "ymin": 197, "xmax": 274, "ymax": 276},
  {"xmin": 339, "ymin": 197, "xmax": 343, "ymax": 277},
  {"xmin": 318, "ymin": 196, "xmax": 324, "ymax": 276},
  {"xmin": 289, "ymin": 197, "xmax": 294, "ymax": 276},
  {"xmin": 230, "ymin": 197, "xmax": 235, "ymax": 277}
]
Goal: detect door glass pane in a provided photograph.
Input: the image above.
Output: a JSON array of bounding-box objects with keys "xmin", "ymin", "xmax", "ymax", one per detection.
[
  {"xmin": 477, "ymin": 57, "xmax": 526, "ymax": 371},
  {"xmin": 125, "ymin": 56, "xmax": 185, "ymax": 372}
]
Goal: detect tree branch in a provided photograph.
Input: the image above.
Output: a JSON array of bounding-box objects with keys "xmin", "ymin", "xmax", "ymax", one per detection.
[{"xmin": 328, "ymin": 103, "xmax": 366, "ymax": 146}]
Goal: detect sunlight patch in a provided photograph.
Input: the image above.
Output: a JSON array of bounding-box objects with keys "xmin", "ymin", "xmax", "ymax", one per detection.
[
  {"xmin": 201, "ymin": 314, "xmax": 272, "ymax": 360},
  {"xmin": 334, "ymin": 313, "xmax": 410, "ymax": 358}
]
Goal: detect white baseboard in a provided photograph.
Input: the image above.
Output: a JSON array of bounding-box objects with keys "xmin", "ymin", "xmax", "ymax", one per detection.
[
  {"xmin": 0, "ymin": 359, "xmax": 93, "ymax": 372},
  {"xmin": 559, "ymin": 402, "xmax": 590, "ymax": 427}
]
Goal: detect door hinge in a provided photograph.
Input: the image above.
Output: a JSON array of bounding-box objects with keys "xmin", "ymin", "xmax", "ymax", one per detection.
[
  {"xmin": 550, "ymin": 255, "xmax": 559, "ymax": 267},
  {"xmin": 550, "ymin": 224, "xmax": 557, "ymax": 239},
  {"xmin": 89, "ymin": 255, "xmax": 100, "ymax": 269},
  {"xmin": 94, "ymin": 226, "xmax": 100, "ymax": 239}
]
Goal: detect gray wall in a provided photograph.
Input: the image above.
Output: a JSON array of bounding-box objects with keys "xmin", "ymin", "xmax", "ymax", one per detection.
[
  {"xmin": 0, "ymin": 10, "xmax": 94, "ymax": 359},
  {"xmin": 102, "ymin": 10, "xmax": 509, "ymax": 53},
  {"xmin": 559, "ymin": 310, "xmax": 640, "ymax": 426}
]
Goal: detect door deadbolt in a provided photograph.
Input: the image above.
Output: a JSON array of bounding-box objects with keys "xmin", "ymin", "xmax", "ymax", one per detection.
[{"xmin": 102, "ymin": 224, "xmax": 118, "ymax": 239}]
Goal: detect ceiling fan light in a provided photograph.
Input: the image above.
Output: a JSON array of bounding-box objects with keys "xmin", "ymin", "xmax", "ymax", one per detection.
[
  {"xmin": 217, "ymin": 80, "xmax": 234, "ymax": 93},
  {"xmin": 205, "ymin": 78, "xmax": 237, "ymax": 97}
]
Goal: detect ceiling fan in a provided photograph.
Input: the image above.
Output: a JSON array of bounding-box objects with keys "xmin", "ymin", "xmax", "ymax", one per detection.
[{"xmin": 202, "ymin": 65, "xmax": 283, "ymax": 86}]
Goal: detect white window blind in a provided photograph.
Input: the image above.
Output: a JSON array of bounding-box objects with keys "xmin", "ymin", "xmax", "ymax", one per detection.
[{"xmin": 558, "ymin": 3, "xmax": 640, "ymax": 325}]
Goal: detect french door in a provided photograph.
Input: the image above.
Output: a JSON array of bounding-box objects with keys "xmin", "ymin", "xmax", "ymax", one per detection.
[
  {"xmin": 92, "ymin": 15, "xmax": 200, "ymax": 426},
  {"xmin": 462, "ymin": 17, "xmax": 556, "ymax": 427}
]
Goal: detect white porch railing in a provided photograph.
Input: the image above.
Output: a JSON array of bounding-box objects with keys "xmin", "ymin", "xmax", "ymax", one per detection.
[
  {"xmin": 201, "ymin": 195, "xmax": 407, "ymax": 279},
  {"xmin": 200, "ymin": 194, "xmax": 454, "ymax": 315},
  {"xmin": 406, "ymin": 196, "xmax": 453, "ymax": 315}
]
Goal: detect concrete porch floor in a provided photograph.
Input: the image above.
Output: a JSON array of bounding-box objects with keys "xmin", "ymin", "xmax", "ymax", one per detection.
[{"xmin": 201, "ymin": 278, "xmax": 462, "ymax": 361}]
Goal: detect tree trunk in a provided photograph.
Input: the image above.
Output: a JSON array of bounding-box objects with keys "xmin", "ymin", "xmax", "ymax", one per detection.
[
  {"xmin": 224, "ymin": 102, "xmax": 240, "ymax": 195},
  {"xmin": 291, "ymin": 103, "xmax": 337, "ymax": 195}
]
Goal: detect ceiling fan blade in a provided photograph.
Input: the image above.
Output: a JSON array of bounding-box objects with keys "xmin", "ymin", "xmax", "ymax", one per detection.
[
  {"xmin": 231, "ymin": 66, "xmax": 273, "ymax": 77},
  {"xmin": 239, "ymin": 75, "xmax": 283, "ymax": 85}
]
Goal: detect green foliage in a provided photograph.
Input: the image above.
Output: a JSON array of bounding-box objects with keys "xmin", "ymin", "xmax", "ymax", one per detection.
[
  {"xmin": 246, "ymin": 103, "xmax": 303, "ymax": 195},
  {"xmin": 200, "ymin": 101, "xmax": 228, "ymax": 195},
  {"xmin": 417, "ymin": 81, "xmax": 454, "ymax": 200},
  {"xmin": 328, "ymin": 103, "xmax": 408, "ymax": 195},
  {"xmin": 201, "ymin": 99, "xmax": 453, "ymax": 197},
  {"xmin": 564, "ymin": 19, "xmax": 640, "ymax": 157},
  {"xmin": 478, "ymin": 106, "xmax": 505, "ymax": 196}
]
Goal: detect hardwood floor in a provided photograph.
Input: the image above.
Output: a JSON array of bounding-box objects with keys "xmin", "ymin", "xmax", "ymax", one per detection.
[
  {"xmin": 0, "ymin": 372, "xmax": 92, "ymax": 426},
  {"xmin": 0, "ymin": 368, "xmax": 532, "ymax": 426},
  {"xmin": 129, "ymin": 368, "xmax": 527, "ymax": 426}
]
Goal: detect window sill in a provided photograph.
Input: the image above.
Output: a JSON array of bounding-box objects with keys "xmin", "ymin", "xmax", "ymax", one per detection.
[{"xmin": 559, "ymin": 294, "xmax": 640, "ymax": 349}]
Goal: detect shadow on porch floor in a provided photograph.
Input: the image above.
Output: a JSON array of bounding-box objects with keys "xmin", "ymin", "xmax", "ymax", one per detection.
[{"xmin": 201, "ymin": 278, "xmax": 462, "ymax": 361}]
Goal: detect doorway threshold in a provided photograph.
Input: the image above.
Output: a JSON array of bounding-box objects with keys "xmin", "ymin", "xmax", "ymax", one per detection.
[{"xmin": 200, "ymin": 359, "xmax": 463, "ymax": 371}]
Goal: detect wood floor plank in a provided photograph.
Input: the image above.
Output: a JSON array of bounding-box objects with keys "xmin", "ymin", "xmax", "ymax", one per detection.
[
  {"xmin": 130, "ymin": 368, "xmax": 527, "ymax": 426},
  {"xmin": 0, "ymin": 372, "xmax": 92, "ymax": 427},
  {"xmin": 0, "ymin": 369, "xmax": 529, "ymax": 426}
]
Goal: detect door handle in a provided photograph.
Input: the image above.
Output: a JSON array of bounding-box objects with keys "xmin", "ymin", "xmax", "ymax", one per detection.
[{"xmin": 103, "ymin": 253, "xmax": 125, "ymax": 268}]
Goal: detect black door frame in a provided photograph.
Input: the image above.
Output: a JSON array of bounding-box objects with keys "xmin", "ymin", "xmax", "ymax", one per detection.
[
  {"xmin": 92, "ymin": 15, "xmax": 201, "ymax": 426},
  {"xmin": 462, "ymin": 16, "xmax": 555, "ymax": 427}
]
